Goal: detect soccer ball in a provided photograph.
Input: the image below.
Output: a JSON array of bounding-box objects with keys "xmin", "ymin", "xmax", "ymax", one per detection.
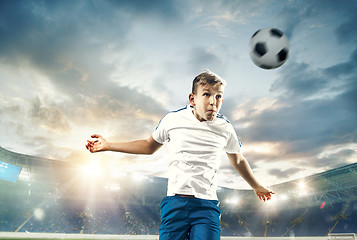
[{"xmin": 249, "ymin": 28, "xmax": 290, "ymax": 70}]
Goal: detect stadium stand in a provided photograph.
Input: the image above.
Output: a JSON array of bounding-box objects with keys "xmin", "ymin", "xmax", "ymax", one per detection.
[{"xmin": 0, "ymin": 146, "xmax": 356, "ymax": 237}]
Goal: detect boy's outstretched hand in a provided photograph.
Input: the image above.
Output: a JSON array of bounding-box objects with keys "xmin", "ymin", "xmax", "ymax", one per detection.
[
  {"xmin": 254, "ymin": 185, "xmax": 275, "ymax": 202},
  {"xmin": 86, "ymin": 134, "xmax": 109, "ymax": 153}
]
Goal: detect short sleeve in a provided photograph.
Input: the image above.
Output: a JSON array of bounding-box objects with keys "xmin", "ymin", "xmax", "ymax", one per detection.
[
  {"xmin": 225, "ymin": 124, "xmax": 241, "ymax": 154},
  {"xmin": 152, "ymin": 114, "xmax": 169, "ymax": 144}
]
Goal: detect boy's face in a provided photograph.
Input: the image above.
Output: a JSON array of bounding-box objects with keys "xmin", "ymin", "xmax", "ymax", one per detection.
[{"xmin": 189, "ymin": 83, "xmax": 224, "ymax": 122}]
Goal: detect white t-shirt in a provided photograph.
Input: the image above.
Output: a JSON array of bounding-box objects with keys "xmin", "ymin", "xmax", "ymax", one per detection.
[{"xmin": 152, "ymin": 105, "xmax": 241, "ymax": 200}]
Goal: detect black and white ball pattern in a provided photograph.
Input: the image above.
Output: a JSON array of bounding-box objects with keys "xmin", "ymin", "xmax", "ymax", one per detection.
[{"xmin": 249, "ymin": 28, "xmax": 290, "ymax": 70}]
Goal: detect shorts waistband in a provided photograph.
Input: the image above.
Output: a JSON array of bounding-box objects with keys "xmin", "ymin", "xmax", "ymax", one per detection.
[{"xmin": 175, "ymin": 194, "xmax": 196, "ymax": 198}]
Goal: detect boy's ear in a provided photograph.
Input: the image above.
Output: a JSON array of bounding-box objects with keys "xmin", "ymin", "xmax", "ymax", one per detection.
[{"xmin": 189, "ymin": 93, "xmax": 195, "ymax": 106}]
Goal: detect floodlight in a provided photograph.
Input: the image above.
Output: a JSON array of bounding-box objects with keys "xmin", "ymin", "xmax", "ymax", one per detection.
[
  {"xmin": 279, "ymin": 194, "xmax": 288, "ymax": 201},
  {"xmin": 298, "ymin": 181, "xmax": 305, "ymax": 190},
  {"xmin": 297, "ymin": 181, "xmax": 309, "ymax": 197},
  {"xmin": 33, "ymin": 208, "xmax": 45, "ymax": 221},
  {"xmin": 225, "ymin": 197, "xmax": 239, "ymax": 205}
]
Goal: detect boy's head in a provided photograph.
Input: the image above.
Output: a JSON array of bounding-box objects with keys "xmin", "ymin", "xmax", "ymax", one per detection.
[
  {"xmin": 189, "ymin": 70, "xmax": 226, "ymax": 122},
  {"xmin": 191, "ymin": 70, "xmax": 226, "ymax": 94}
]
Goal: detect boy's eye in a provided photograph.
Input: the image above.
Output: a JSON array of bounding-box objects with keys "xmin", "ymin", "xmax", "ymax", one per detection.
[
  {"xmin": 203, "ymin": 93, "xmax": 210, "ymax": 97},
  {"xmin": 216, "ymin": 95, "xmax": 222, "ymax": 99}
]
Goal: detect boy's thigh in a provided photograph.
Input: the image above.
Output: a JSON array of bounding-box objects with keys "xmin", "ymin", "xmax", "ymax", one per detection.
[
  {"xmin": 189, "ymin": 223, "xmax": 220, "ymax": 240},
  {"xmin": 159, "ymin": 229, "xmax": 189, "ymax": 240},
  {"xmin": 159, "ymin": 196, "xmax": 221, "ymax": 240},
  {"xmin": 188, "ymin": 199, "xmax": 221, "ymax": 240},
  {"xmin": 159, "ymin": 196, "xmax": 190, "ymax": 239}
]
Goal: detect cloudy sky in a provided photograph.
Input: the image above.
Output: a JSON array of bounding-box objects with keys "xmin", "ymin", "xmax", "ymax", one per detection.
[{"xmin": 1, "ymin": 0, "xmax": 356, "ymax": 189}]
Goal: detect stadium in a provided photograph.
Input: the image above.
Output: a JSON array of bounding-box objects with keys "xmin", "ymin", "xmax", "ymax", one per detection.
[{"xmin": 0, "ymin": 146, "xmax": 356, "ymax": 240}]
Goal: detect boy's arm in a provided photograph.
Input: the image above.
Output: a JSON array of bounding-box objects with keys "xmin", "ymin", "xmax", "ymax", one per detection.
[
  {"xmin": 227, "ymin": 152, "xmax": 274, "ymax": 201},
  {"xmin": 86, "ymin": 134, "xmax": 162, "ymax": 155}
]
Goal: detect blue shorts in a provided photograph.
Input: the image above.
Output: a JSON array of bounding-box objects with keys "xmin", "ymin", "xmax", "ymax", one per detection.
[{"xmin": 159, "ymin": 196, "xmax": 221, "ymax": 240}]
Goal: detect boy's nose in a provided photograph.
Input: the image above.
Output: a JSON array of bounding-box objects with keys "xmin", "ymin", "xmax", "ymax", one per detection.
[{"xmin": 209, "ymin": 96, "xmax": 216, "ymax": 105}]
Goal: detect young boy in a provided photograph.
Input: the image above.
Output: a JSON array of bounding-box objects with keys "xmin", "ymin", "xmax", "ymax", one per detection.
[{"xmin": 86, "ymin": 70, "xmax": 274, "ymax": 239}]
